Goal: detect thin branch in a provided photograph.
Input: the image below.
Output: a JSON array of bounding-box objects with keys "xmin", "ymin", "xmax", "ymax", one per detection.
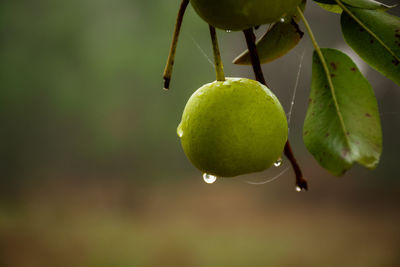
[
  {"xmin": 209, "ymin": 25, "xmax": 225, "ymax": 81},
  {"xmin": 242, "ymin": 27, "xmax": 308, "ymax": 192},
  {"xmin": 243, "ymin": 28, "xmax": 267, "ymax": 86},
  {"xmin": 162, "ymin": 0, "xmax": 189, "ymax": 90},
  {"xmin": 285, "ymin": 141, "xmax": 308, "ymax": 191}
]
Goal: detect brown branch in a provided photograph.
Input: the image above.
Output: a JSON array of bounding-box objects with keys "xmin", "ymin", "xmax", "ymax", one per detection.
[
  {"xmin": 242, "ymin": 27, "xmax": 308, "ymax": 192},
  {"xmin": 162, "ymin": 0, "xmax": 189, "ymax": 90},
  {"xmin": 243, "ymin": 28, "xmax": 267, "ymax": 86},
  {"xmin": 284, "ymin": 142, "xmax": 308, "ymax": 191}
]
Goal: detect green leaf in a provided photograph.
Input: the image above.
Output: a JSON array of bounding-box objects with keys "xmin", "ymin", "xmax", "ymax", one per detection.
[
  {"xmin": 233, "ymin": 0, "xmax": 306, "ymax": 65},
  {"xmin": 303, "ymin": 48, "xmax": 382, "ymax": 175},
  {"xmin": 316, "ymin": 3, "xmax": 343, "ymax": 14},
  {"xmin": 341, "ymin": 8, "xmax": 400, "ymax": 86},
  {"xmin": 342, "ymin": 0, "xmax": 394, "ymax": 10},
  {"xmin": 313, "ymin": 0, "xmax": 394, "ymax": 10}
]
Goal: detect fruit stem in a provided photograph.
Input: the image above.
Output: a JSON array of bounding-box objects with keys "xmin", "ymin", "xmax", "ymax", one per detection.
[
  {"xmin": 209, "ymin": 25, "xmax": 225, "ymax": 81},
  {"xmin": 162, "ymin": 0, "xmax": 189, "ymax": 90},
  {"xmin": 296, "ymin": 6, "xmax": 328, "ymax": 81},
  {"xmin": 242, "ymin": 27, "xmax": 308, "ymax": 192}
]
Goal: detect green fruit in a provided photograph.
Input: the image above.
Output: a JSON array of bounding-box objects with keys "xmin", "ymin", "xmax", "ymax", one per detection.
[
  {"xmin": 189, "ymin": 0, "xmax": 302, "ymax": 31},
  {"xmin": 177, "ymin": 78, "xmax": 288, "ymax": 177}
]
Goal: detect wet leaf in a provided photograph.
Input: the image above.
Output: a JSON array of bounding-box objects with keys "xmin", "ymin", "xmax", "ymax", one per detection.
[
  {"xmin": 233, "ymin": 0, "xmax": 306, "ymax": 65},
  {"xmin": 304, "ymin": 48, "xmax": 382, "ymax": 175},
  {"xmin": 316, "ymin": 2, "xmax": 342, "ymax": 14},
  {"xmin": 341, "ymin": 8, "xmax": 400, "ymax": 86},
  {"xmin": 313, "ymin": 0, "xmax": 394, "ymax": 10}
]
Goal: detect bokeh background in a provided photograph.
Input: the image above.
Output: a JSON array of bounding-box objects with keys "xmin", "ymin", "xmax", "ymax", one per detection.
[{"xmin": 1, "ymin": 0, "xmax": 400, "ymax": 266}]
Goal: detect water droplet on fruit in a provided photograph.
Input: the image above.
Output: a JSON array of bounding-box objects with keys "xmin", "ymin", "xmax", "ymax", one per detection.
[
  {"xmin": 280, "ymin": 18, "xmax": 285, "ymax": 23},
  {"xmin": 274, "ymin": 158, "xmax": 282, "ymax": 167},
  {"xmin": 226, "ymin": 30, "xmax": 232, "ymax": 33},
  {"xmin": 203, "ymin": 173, "xmax": 217, "ymax": 184},
  {"xmin": 177, "ymin": 123, "xmax": 184, "ymax": 138}
]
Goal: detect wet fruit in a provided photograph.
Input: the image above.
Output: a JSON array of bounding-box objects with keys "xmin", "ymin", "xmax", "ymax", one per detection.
[
  {"xmin": 189, "ymin": 0, "xmax": 302, "ymax": 31},
  {"xmin": 177, "ymin": 77, "xmax": 288, "ymax": 177}
]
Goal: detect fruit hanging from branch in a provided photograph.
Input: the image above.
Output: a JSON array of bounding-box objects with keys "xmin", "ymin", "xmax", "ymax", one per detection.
[
  {"xmin": 177, "ymin": 78, "xmax": 288, "ymax": 178},
  {"xmin": 189, "ymin": 0, "xmax": 302, "ymax": 30},
  {"xmin": 163, "ymin": 0, "xmax": 400, "ymax": 191}
]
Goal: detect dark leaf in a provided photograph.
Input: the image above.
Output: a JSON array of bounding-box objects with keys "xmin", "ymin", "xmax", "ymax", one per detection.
[
  {"xmin": 313, "ymin": 0, "xmax": 394, "ymax": 10},
  {"xmin": 341, "ymin": 8, "xmax": 400, "ymax": 86}
]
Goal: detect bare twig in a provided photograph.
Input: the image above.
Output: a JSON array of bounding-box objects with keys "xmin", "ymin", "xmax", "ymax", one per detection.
[
  {"xmin": 243, "ymin": 27, "xmax": 308, "ymax": 191},
  {"xmin": 163, "ymin": 0, "xmax": 189, "ymax": 90},
  {"xmin": 243, "ymin": 28, "xmax": 267, "ymax": 86},
  {"xmin": 284, "ymin": 141, "xmax": 308, "ymax": 191}
]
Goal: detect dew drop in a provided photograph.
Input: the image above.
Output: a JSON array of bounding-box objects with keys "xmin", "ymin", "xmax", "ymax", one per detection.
[
  {"xmin": 177, "ymin": 123, "xmax": 184, "ymax": 138},
  {"xmin": 274, "ymin": 157, "xmax": 282, "ymax": 167},
  {"xmin": 280, "ymin": 18, "xmax": 285, "ymax": 23},
  {"xmin": 203, "ymin": 173, "xmax": 217, "ymax": 184},
  {"xmin": 226, "ymin": 30, "xmax": 232, "ymax": 33},
  {"xmin": 296, "ymin": 186, "xmax": 306, "ymax": 192}
]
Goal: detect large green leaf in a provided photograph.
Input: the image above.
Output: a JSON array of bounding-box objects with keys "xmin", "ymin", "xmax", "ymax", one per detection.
[
  {"xmin": 304, "ymin": 48, "xmax": 382, "ymax": 175},
  {"xmin": 341, "ymin": 8, "xmax": 400, "ymax": 86},
  {"xmin": 233, "ymin": 0, "xmax": 305, "ymax": 65},
  {"xmin": 313, "ymin": 0, "xmax": 393, "ymax": 10}
]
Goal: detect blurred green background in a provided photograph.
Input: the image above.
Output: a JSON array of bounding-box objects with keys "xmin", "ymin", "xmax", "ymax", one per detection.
[{"xmin": 1, "ymin": 0, "xmax": 400, "ymax": 266}]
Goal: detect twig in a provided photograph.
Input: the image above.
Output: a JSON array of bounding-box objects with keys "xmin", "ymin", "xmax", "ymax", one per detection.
[
  {"xmin": 243, "ymin": 28, "xmax": 267, "ymax": 86},
  {"xmin": 162, "ymin": 0, "xmax": 189, "ymax": 90},
  {"xmin": 242, "ymin": 27, "xmax": 308, "ymax": 191},
  {"xmin": 209, "ymin": 25, "xmax": 225, "ymax": 81},
  {"xmin": 285, "ymin": 141, "xmax": 308, "ymax": 191}
]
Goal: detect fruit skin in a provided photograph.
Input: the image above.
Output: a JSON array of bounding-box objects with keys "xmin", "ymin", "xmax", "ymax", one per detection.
[
  {"xmin": 178, "ymin": 78, "xmax": 288, "ymax": 177},
  {"xmin": 189, "ymin": 0, "xmax": 302, "ymax": 31}
]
